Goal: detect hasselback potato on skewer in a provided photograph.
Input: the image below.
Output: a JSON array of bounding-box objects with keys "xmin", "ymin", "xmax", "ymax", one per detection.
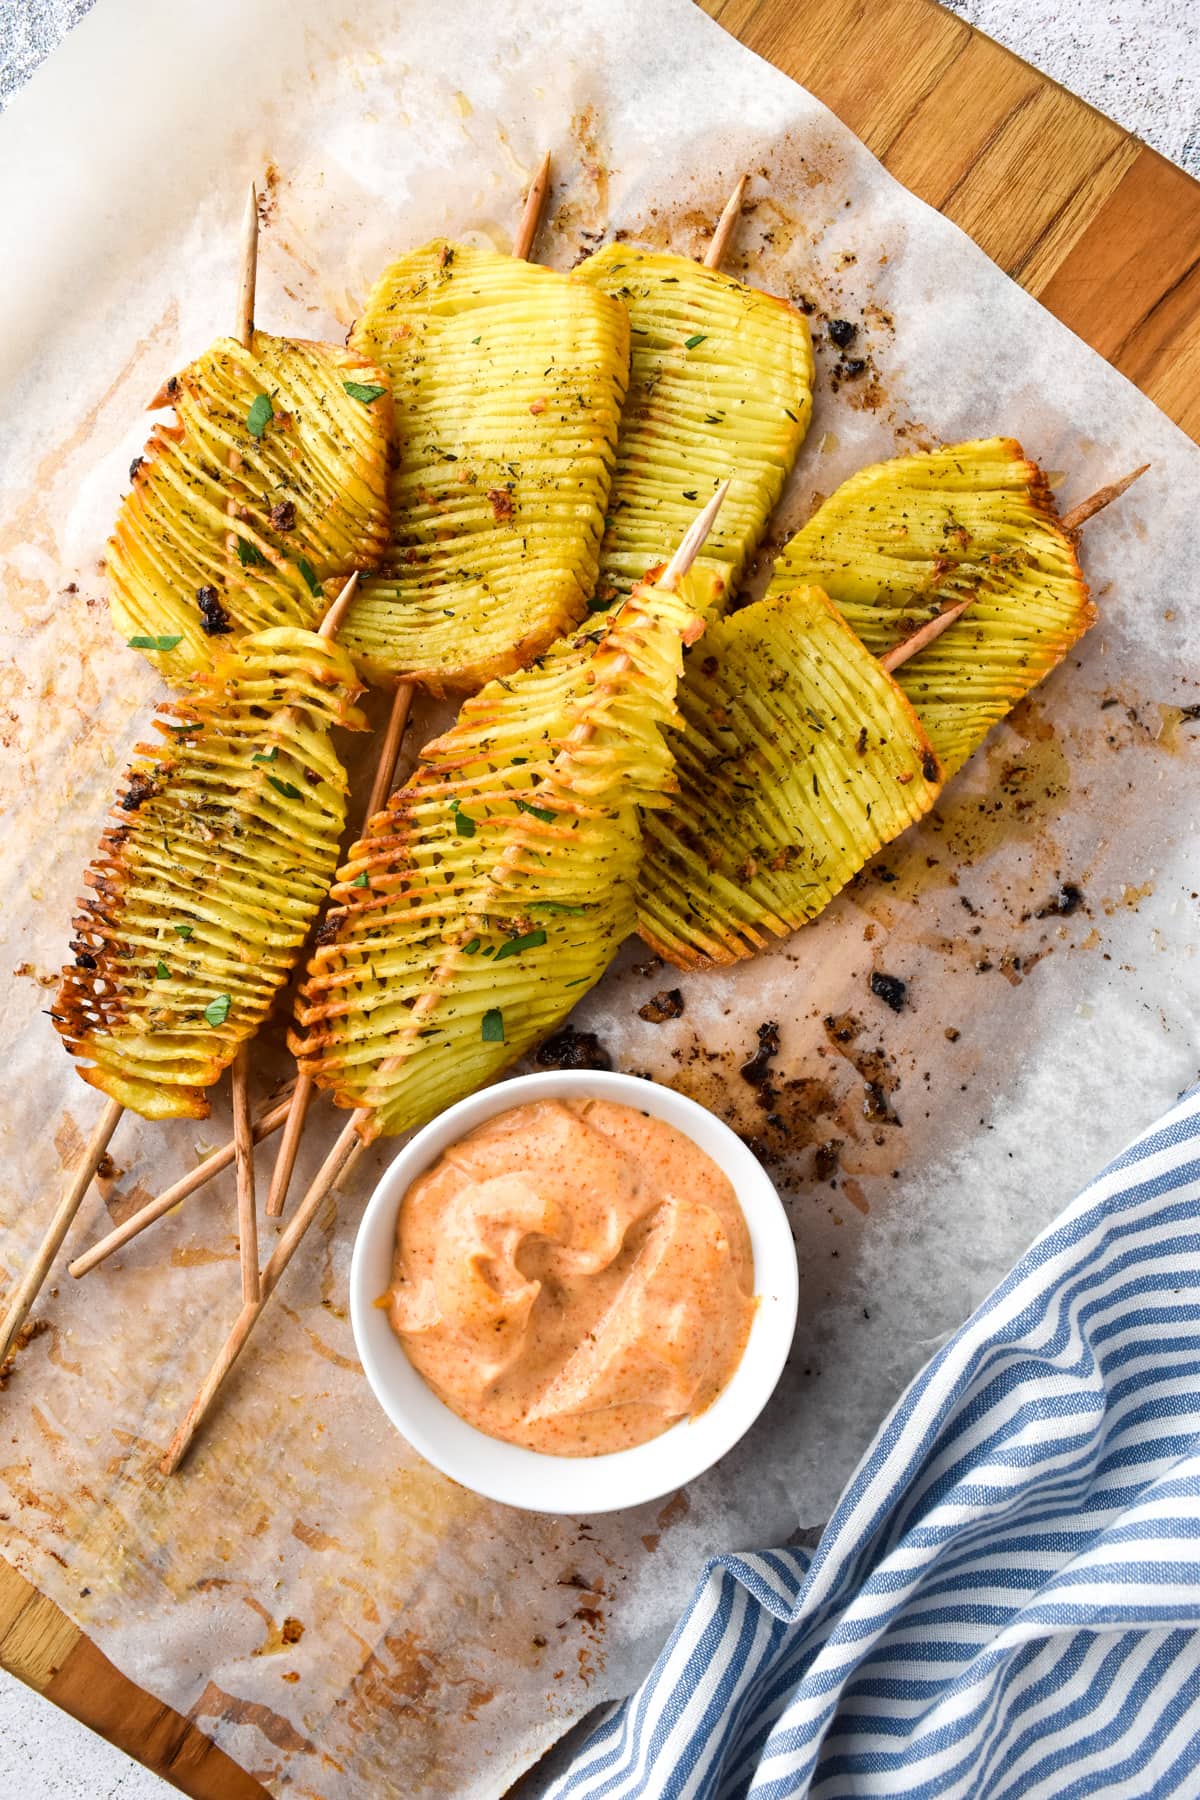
[
  {"xmin": 290, "ymin": 563, "xmax": 720, "ymax": 1138},
  {"xmin": 54, "ymin": 627, "xmax": 367, "ymax": 1119},
  {"xmin": 574, "ymin": 244, "xmax": 814, "ymax": 609},
  {"xmin": 766, "ymin": 437, "xmax": 1093, "ymax": 774},
  {"xmin": 637, "ymin": 587, "xmax": 942, "ymax": 968},
  {"xmin": 344, "ymin": 242, "xmax": 630, "ymax": 694},
  {"xmin": 109, "ymin": 332, "xmax": 393, "ymax": 682}
]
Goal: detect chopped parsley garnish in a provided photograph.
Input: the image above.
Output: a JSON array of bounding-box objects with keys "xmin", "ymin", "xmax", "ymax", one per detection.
[
  {"xmin": 481, "ymin": 1007, "xmax": 504, "ymax": 1042},
  {"xmin": 267, "ymin": 774, "xmax": 302, "ymax": 800},
  {"xmin": 204, "ymin": 994, "xmax": 231, "ymax": 1027},
  {"xmin": 516, "ymin": 797, "xmax": 556, "ymax": 824},
  {"xmin": 352, "ymin": 872, "xmax": 368, "ymax": 887},
  {"xmin": 682, "ymin": 489, "xmax": 697, "ymax": 500},
  {"xmin": 530, "ymin": 902, "xmax": 585, "ymax": 915},
  {"xmin": 246, "ymin": 393, "xmax": 273, "ymax": 438},
  {"xmin": 128, "ymin": 633, "xmax": 183, "ymax": 651},
  {"xmin": 155, "ymin": 959, "xmax": 170, "ymax": 979},
  {"xmin": 343, "ymin": 380, "xmax": 387, "ymax": 404},
  {"xmin": 684, "ymin": 333, "xmax": 707, "ymax": 349},
  {"xmin": 494, "ymin": 929, "xmax": 547, "ymax": 961},
  {"xmin": 297, "ymin": 557, "xmax": 322, "ymax": 597},
  {"xmin": 236, "ymin": 537, "xmax": 266, "ymax": 567},
  {"xmin": 462, "ymin": 937, "xmax": 481, "ymax": 955},
  {"xmin": 450, "ymin": 798, "xmax": 475, "ymax": 838},
  {"xmin": 173, "ymin": 923, "xmax": 193, "ymax": 940},
  {"xmin": 251, "ymin": 747, "xmax": 279, "ymax": 765}
]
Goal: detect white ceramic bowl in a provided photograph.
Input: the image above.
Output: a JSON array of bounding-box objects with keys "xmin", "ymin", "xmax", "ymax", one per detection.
[{"xmin": 349, "ymin": 1068, "xmax": 798, "ymax": 1514}]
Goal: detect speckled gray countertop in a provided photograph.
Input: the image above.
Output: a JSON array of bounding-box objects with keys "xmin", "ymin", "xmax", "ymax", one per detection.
[{"xmin": 1, "ymin": 2, "xmax": 1197, "ymax": 1796}]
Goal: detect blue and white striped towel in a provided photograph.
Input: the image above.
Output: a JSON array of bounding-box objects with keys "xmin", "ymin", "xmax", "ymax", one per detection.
[{"xmin": 553, "ymin": 1085, "xmax": 1200, "ymax": 1798}]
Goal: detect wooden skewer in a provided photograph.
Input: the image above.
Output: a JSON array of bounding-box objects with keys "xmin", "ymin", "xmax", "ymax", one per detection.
[
  {"xmin": 880, "ymin": 599, "xmax": 973, "ymax": 673},
  {"xmin": 159, "ymin": 484, "xmax": 731, "ymax": 1474},
  {"xmin": 0, "ymin": 1097, "xmax": 123, "ymax": 1367},
  {"xmin": 1060, "ymin": 462, "xmax": 1149, "ymax": 533},
  {"xmin": 68, "ymin": 1090, "xmax": 296, "ymax": 1279},
  {"xmin": 265, "ymin": 679, "xmax": 412, "ymax": 1217},
  {"xmin": 512, "ymin": 151, "xmax": 552, "ymax": 263},
  {"xmin": 703, "ymin": 173, "xmax": 748, "ymax": 270},
  {"xmin": 236, "ymin": 182, "xmax": 258, "ymax": 350},
  {"xmin": 226, "ymin": 183, "xmax": 262, "ymax": 1267},
  {"xmin": 880, "ymin": 465, "xmax": 1150, "ymax": 673},
  {"xmin": 231, "ymin": 1048, "xmax": 259, "ymax": 1304},
  {"xmin": 2, "ymin": 186, "xmax": 271, "ymax": 1366}
]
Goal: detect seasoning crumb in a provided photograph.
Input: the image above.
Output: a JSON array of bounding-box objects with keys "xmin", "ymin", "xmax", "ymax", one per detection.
[
  {"xmin": 827, "ymin": 318, "xmax": 857, "ymax": 348},
  {"xmin": 944, "ymin": 1026, "xmax": 961, "ymax": 1042},
  {"xmin": 869, "ymin": 971, "xmax": 907, "ymax": 1013},
  {"xmin": 1035, "ymin": 882, "xmax": 1085, "ymax": 918},
  {"xmin": 638, "ymin": 988, "xmax": 684, "ymax": 1024},
  {"xmin": 535, "ymin": 1028, "xmax": 613, "ymax": 1071},
  {"xmin": 270, "ymin": 499, "xmax": 297, "ymax": 532},
  {"xmin": 740, "ymin": 1021, "xmax": 780, "ymax": 1086}
]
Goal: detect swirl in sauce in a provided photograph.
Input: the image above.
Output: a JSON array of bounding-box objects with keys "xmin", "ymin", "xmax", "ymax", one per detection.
[{"xmin": 385, "ymin": 1097, "xmax": 757, "ymax": 1456}]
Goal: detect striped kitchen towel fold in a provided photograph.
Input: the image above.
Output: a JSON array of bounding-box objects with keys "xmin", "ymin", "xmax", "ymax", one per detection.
[{"xmin": 552, "ymin": 1084, "xmax": 1200, "ymax": 1798}]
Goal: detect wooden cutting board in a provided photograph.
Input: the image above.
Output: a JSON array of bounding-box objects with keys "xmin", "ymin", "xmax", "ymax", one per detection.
[{"xmin": 3, "ymin": 2, "xmax": 1197, "ymax": 1794}]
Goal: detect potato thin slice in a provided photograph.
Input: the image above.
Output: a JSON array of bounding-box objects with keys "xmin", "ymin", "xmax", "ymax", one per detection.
[
  {"xmin": 575, "ymin": 244, "xmax": 813, "ymax": 609},
  {"xmin": 767, "ymin": 437, "xmax": 1093, "ymax": 774},
  {"xmin": 346, "ymin": 241, "xmax": 630, "ymax": 694},
  {"xmin": 290, "ymin": 569, "xmax": 719, "ymax": 1138},
  {"xmin": 637, "ymin": 586, "xmax": 941, "ymax": 969},
  {"xmin": 55, "ymin": 629, "xmax": 368, "ymax": 1119},
  {"xmin": 108, "ymin": 332, "xmax": 392, "ymax": 683}
]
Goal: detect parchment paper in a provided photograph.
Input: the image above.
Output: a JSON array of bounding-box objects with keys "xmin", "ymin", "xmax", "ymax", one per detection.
[{"xmin": 1, "ymin": 1, "xmax": 1199, "ymax": 1794}]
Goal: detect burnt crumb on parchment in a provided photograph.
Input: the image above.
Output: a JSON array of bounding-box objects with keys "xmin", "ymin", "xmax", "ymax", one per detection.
[
  {"xmin": 638, "ymin": 988, "xmax": 684, "ymax": 1025},
  {"xmin": 535, "ymin": 1028, "xmax": 613, "ymax": 1071},
  {"xmin": 1033, "ymin": 882, "xmax": 1085, "ymax": 919},
  {"xmin": 823, "ymin": 1012, "xmax": 902, "ymax": 1127},
  {"xmin": 740, "ymin": 1020, "xmax": 780, "ymax": 1086},
  {"xmin": 827, "ymin": 317, "xmax": 856, "ymax": 348},
  {"xmin": 869, "ymin": 971, "xmax": 908, "ymax": 1013}
]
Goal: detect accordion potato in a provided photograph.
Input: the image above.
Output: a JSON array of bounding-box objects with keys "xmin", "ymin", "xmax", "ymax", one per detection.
[
  {"xmin": 55, "ymin": 629, "xmax": 367, "ymax": 1119},
  {"xmin": 344, "ymin": 241, "xmax": 630, "ymax": 694},
  {"xmin": 767, "ymin": 438, "xmax": 1093, "ymax": 775},
  {"xmin": 575, "ymin": 245, "xmax": 814, "ymax": 608},
  {"xmin": 290, "ymin": 568, "xmax": 719, "ymax": 1138},
  {"xmin": 108, "ymin": 332, "xmax": 393, "ymax": 683},
  {"xmin": 637, "ymin": 587, "xmax": 942, "ymax": 969}
]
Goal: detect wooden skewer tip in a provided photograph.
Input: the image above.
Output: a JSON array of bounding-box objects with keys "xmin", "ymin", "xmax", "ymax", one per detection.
[
  {"xmin": 703, "ymin": 174, "xmax": 748, "ymax": 269},
  {"xmin": 318, "ymin": 569, "xmax": 360, "ymax": 639},
  {"xmin": 1060, "ymin": 463, "xmax": 1150, "ymax": 534},
  {"xmin": 512, "ymin": 150, "xmax": 553, "ymax": 262},
  {"xmin": 660, "ymin": 479, "xmax": 731, "ymax": 588},
  {"xmin": 237, "ymin": 181, "xmax": 259, "ymax": 351}
]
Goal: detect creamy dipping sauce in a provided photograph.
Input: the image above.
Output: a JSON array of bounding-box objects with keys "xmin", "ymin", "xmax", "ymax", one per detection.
[{"xmin": 385, "ymin": 1097, "xmax": 756, "ymax": 1456}]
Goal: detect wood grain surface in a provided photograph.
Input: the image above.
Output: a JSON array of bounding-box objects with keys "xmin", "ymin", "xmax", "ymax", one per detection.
[{"xmin": 3, "ymin": 1, "xmax": 1198, "ymax": 1794}]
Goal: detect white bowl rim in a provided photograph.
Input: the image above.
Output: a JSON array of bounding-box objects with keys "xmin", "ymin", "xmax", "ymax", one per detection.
[{"xmin": 349, "ymin": 1068, "xmax": 799, "ymax": 1515}]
